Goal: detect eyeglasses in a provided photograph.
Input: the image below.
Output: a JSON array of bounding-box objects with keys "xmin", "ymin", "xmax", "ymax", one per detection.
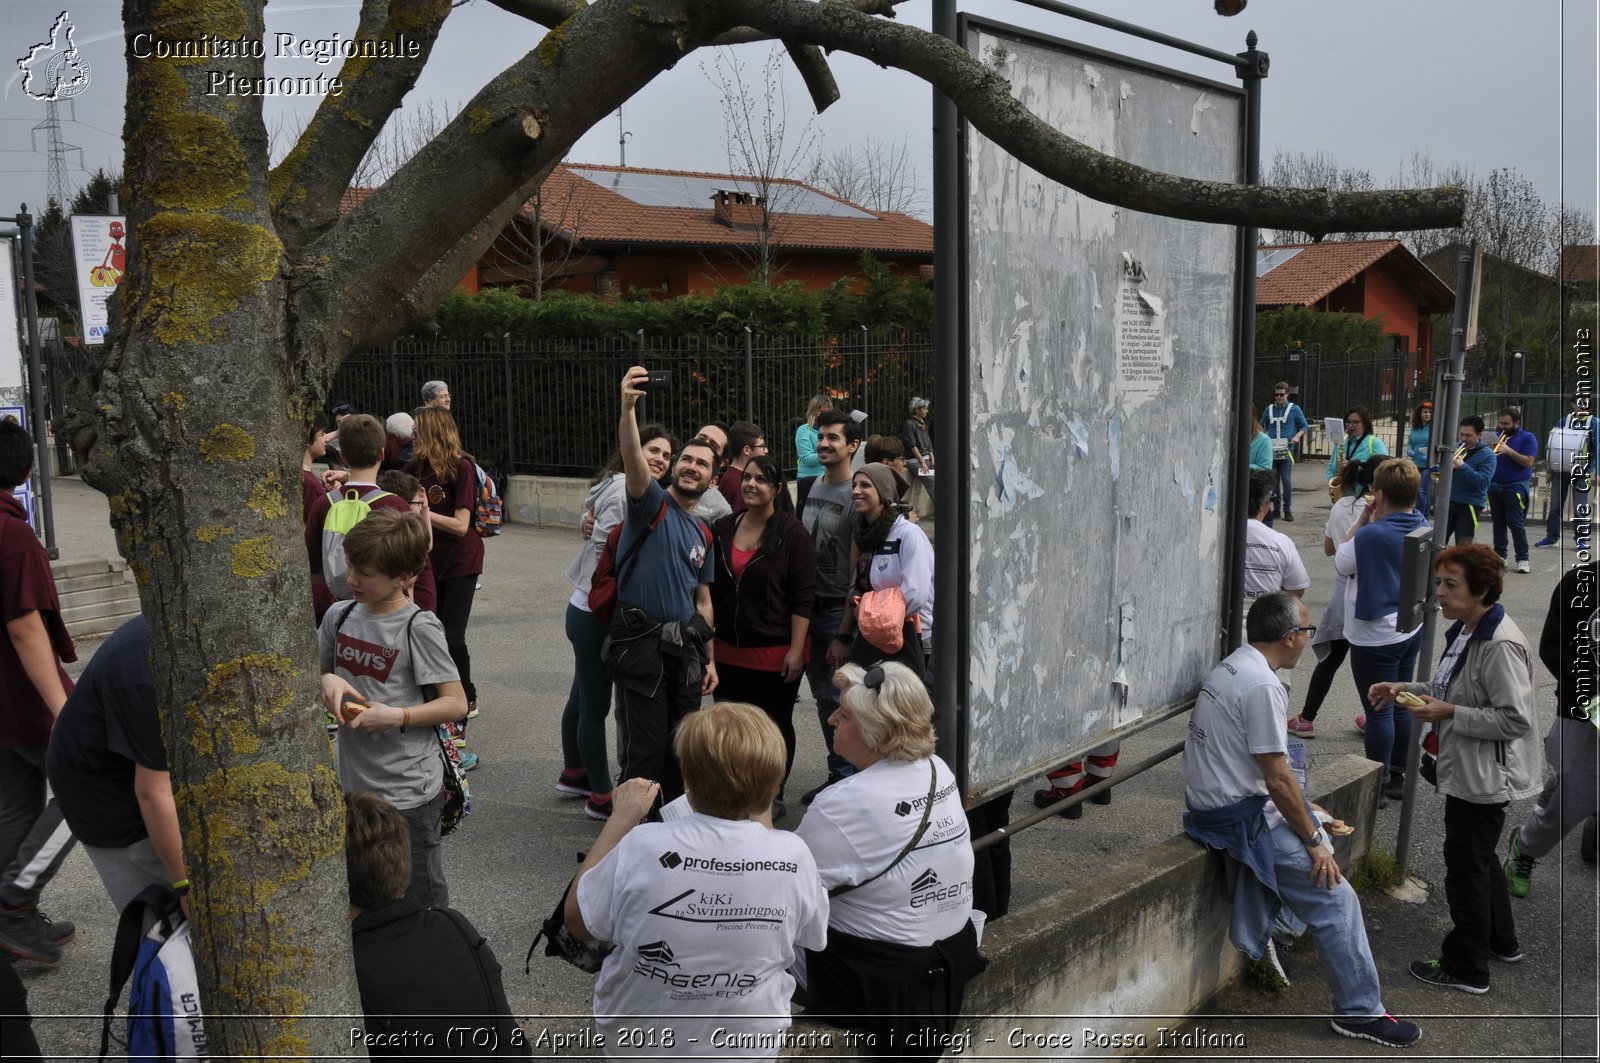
[
  {"xmin": 1344, "ymin": 418, "xmax": 1363, "ymax": 427},
  {"xmin": 863, "ymin": 664, "xmax": 886, "ymax": 691},
  {"xmin": 1280, "ymin": 625, "xmax": 1317, "ymax": 639}
]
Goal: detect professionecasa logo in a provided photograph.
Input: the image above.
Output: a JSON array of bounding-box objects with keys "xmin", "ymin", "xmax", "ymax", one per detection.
[{"xmin": 17, "ymin": 12, "xmax": 92, "ymax": 102}]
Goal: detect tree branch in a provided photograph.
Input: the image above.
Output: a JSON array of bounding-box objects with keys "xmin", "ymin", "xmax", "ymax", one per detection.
[
  {"xmin": 268, "ymin": 0, "xmax": 453, "ymax": 250},
  {"xmin": 719, "ymin": 0, "xmax": 1466, "ymax": 234},
  {"xmin": 782, "ymin": 40, "xmax": 839, "ymax": 112}
]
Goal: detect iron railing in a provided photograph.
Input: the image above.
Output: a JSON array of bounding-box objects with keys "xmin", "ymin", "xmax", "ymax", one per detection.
[{"xmin": 332, "ymin": 332, "xmax": 934, "ymax": 478}]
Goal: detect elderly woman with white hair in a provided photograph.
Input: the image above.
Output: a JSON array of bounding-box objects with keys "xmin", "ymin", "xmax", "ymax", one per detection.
[
  {"xmin": 796, "ymin": 661, "xmax": 978, "ymax": 1058},
  {"xmin": 901, "ymin": 397, "xmax": 935, "ymax": 509}
]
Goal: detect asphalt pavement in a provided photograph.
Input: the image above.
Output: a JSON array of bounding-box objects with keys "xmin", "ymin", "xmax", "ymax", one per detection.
[{"xmin": 12, "ymin": 469, "xmax": 1597, "ymax": 1061}]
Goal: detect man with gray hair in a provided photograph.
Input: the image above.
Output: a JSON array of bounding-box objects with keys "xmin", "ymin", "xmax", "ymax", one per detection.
[
  {"xmin": 383, "ymin": 411, "xmax": 415, "ymax": 471},
  {"xmin": 420, "ymin": 380, "xmax": 451, "ymax": 410},
  {"xmin": 1181, "ymin": 592, "xmax": 1421, "ymax": 1049}
]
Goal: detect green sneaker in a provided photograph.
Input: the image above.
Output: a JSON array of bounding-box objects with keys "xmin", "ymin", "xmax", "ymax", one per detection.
[{"xmin": 1504, "ymin": 830, "xmax": 1535, "ymax": 898}]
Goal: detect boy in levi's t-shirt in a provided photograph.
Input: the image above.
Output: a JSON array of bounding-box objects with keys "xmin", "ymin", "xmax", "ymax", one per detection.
[{"xmin": 319, "ymin": 508, "xmax": 465, "ymax": 907}]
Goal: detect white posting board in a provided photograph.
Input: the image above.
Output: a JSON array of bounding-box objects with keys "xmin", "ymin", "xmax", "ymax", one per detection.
[
  {"xmin": 0, "ymin": 238, "xmax": 20, "ymax": 390},
  {"xmin": 961, "ymin": 18, "xmax": 1246, "ymax": 800}
]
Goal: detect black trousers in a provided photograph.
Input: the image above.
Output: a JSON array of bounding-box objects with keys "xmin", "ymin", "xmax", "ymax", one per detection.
[
  {"xmin": 436, "ymin": 575, "xmax": 478, "ymax": 706},
  {"xmin": 1440, "ymin": 795, "xmax": 1517, "ymax": 987},
  {"xmin": 713, "ymin": 662, "xmax": 802, "ymax": 794},
  {"xmin": 617, "ymin": 653, "xmax": 702, "ymax": 807}
]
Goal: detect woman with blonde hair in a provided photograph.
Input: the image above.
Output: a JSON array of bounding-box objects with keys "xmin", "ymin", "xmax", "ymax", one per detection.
[
  {"xmin": 406, "ymin": 407, "xmax": 485, "ymax": 734},
  {"xmin": 796, "ymin": 661, "xmax": 978, "ymax": 1055},
  {"xmin": 796, "ymin": 393, "xmax": 833, "ymax": 483}
]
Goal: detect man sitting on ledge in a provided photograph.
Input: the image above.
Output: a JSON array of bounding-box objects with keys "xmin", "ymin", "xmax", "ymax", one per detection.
[{"xmin": 1181, "ymin": 592, "xmax": 1422, "ymax": 1050}]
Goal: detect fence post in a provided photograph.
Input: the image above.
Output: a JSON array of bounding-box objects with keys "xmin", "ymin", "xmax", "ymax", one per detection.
[
  {"xmin": 860, "ymin": 325, "xmax": 869, "ymax": 416},
  {"xmin": 503, "ymin": 333, "xmax": 515, "ymax": 474},
  {"xmin": 389, "ymin": 340, "xmax": 400, "ymax": 413},
  {"xmin": 744, "ymin": 326, "xmax": 754, "ymax": 423}
]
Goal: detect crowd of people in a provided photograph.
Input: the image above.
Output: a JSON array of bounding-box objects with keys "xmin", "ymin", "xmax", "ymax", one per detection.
[{"xmin": 0, "ymin": 371, "xmax": 1592, "ymax": 1058}]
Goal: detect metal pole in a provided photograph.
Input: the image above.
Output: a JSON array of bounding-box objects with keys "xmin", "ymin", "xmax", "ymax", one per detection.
[
  {"xmin": 931, "ymin": 0, "xmax": 965, "ymax": 788},
  {"xmin": 743, "ymin": 327, "xmax": 753, "ymax": 423},
  {"xmin": 1395, "ymin": 244, "xmax": 1477, "ymax": 878},
  {"xmin": 1223, "ymin": 32, "xmax": 1267, "ymax": 653},
  {"xmin": 503, "ymin": 333, "xmax": 515, "ymax": 473},
  {"xmin": 17, "ymin": 208, "xmax": 57, "ymax": 557},
  {"xmin": 860, "ymin": 324, "xmax": 869, "ymax": 417},
  {"xmin": 388, "ymin": 339, "xmax": 400, "ymax": 413}
]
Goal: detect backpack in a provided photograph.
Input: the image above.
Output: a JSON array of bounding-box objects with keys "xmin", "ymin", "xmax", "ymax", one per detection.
[
  {"xmin": 587, "ymin": 499, "xmax": 711, "ymax": 624},
  {"xmin": 321, "ymin": 487, "xmax": 392, "ymax": 599},
  {"xmin": 472, "ymin": 462, "xmax": 504, "ymax": 538},
  {"xmin": 99, "ymin": 884, "xmax": 206, "ymax": 1062}
]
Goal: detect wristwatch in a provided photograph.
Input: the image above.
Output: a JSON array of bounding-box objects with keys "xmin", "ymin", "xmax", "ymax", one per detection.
[{"xmin": 1304, "ymin": 827, "xmax": 1328, "ymax": 849}]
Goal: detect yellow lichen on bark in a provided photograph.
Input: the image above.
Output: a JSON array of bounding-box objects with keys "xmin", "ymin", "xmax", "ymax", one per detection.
[
  {"xmin": 231, "ymin": 536, "xmax": 277, "ymax": 578},
  {"xmin": 185, "ymin": 653, "xmax": 298, "ymax": 758},
  {"xmin": 144, "ymin": 113, "xmax": 248, "ymax": 210},
  {"xmin": 200, "ymin": 423, "xmax": 256, "ymax": 463},
  {"xmin": 468, "ymin": 107, "xmax": 494, "ymax": 134},
  {"xmin": 195, "ymin": 523, "xmax": 232, "ymax": 543},
  {"xmin": 135, "ymin": 213, "xmax": 283, "ymax": 345},
  {"xmin": 247, "ymin": 472, "xmax": 289, "ymax": 521},
  {"xmin": 162, "ymin": 391, "xmax": 188, "ymax": 411}
]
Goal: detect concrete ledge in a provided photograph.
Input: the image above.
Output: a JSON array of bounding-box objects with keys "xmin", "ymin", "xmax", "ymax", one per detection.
[
  {"xmin": 507, "ymin": 475, "xmax": 589, "ymax": 528},
  {"xmin": 785, "ymin": 755, "xmax": 1382, "ymax": 1058}
]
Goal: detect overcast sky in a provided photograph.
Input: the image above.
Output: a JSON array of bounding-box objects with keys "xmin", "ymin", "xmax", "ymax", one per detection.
[{"xmin": 1, "ymin": 0, "xmax": 1594, "ymax": 227}]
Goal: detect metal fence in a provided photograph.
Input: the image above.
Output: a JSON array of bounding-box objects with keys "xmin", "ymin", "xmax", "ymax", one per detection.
[
  {"xmin": 1254, "ymin": 348, "xmax": 1412, "ymax": 459},
  {"xmin": 333, "ymin": 332, "xmax": 935, "ymax": 478}
]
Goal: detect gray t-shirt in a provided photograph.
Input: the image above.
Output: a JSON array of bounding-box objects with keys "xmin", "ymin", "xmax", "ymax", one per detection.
[
  {"xmin": 615, "ymin": 479, "xmax": 714, "ymax": 622},
  {"xmin": 319, "ymin": 601, "xmax": 459, "ymax": 810},
  {"xmin": 1181, "ymin": 645, "xmax": 1287, "ymax": 811},
  {"xmin": 801, "ymin": 474, "xmax": 859, "ymax": 600}
]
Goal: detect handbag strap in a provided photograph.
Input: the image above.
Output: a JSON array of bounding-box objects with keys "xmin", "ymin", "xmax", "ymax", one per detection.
[{"xmin": 829, "ymin": 761, "xmax": 940, "ymax": 898}]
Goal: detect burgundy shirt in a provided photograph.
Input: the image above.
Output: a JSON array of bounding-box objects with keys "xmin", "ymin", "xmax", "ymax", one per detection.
[
  {"xmin": 407, "ymin": 456, "xmax": 485, "ymax": 582},
  {"xmin": 304, "ymin": 484, "xmax": 437, "ymax": 620},
  {"xmin": 1, "ymin": 493, "xmax": 76, "ymax": 747},
  {"xmin": 717, "ymin": 465, "xmax": 747, "ymax": 514},
  {"xmin": 302, "ymin": 469, "xmax": 328, "ymax": 525}
]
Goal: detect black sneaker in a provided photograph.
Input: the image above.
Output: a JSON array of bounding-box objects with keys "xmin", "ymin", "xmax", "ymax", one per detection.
[
  {"xmin": 1090, "ymin": 786, "xmax": 1112, "ymax": 806},
  {"xmin": 1409, "ymin": 958, "xmax": 1488, "ymax": 994},
  {"xmin": 555, "ymin": 770, "xmax": 591, "ymax": 798},
  {"xmin": 1281, "ymin": 513, "xmax": 1295, "ymax": 523},
  {"xmin": 1491, "ymin": 945, "xmax": 1523, "ymax": 963},
  {"xmin": 1032, "ymin": 787, "xmax": 1083, "ymax": 820},
  {"xmin": 0, "ymin": 906, "xmax": 64, "ymax": 964},
  {"xmin": 1330, "ymin": 1013, "xmax": 1422, "ymax": 1048},
  {"xmin": 1384, "ymin": 775, "xmax": 1406, "ymax": 801},
  {"xmin": 801, "ymin": 772, "xmax": 844, "ymax": 806}
]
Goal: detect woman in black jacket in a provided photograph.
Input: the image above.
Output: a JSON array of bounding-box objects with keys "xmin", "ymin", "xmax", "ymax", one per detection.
[{"xmin": 710, "ymin": 455, "xmax": 818, "ymax": 820}]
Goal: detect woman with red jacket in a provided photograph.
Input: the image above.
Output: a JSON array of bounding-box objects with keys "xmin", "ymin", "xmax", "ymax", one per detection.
[
  {"xmin": 406, "ymin": 408, "xmax": 486, "ymax": 723},
  {"xmin": 710, "ymin": 455, "xmax": 817, "ymax": 820}
]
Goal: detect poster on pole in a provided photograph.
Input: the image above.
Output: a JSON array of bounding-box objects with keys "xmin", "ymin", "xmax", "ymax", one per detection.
[
  {"xmin": 0, "ymin": 238, "xmax": 21, "ymax": 390},
  {"xmin": 1, "ymin": 404, "xmax": 33, "ymax": 526},
  {"xmin": 70, "ymin": 214, "xmax": 126, "ymax": 344}
]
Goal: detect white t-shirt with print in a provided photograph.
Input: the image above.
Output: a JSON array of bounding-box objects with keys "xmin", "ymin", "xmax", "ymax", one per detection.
[
  {"xmin": 577, "ymin": 813, "xmax": 828, "ymax": 1059},
  {"xmin": 1243, "ymin": 520, "xmax": 1311, "ymax": 599},
  {"xmin": 796, "ymin": 756, "xmax": 973, "ymax": 944}
]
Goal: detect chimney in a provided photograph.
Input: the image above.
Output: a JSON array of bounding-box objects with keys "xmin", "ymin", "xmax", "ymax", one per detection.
[{"xmin": 712, "ymin": 189, "xmax": 766, "ymax": 230}]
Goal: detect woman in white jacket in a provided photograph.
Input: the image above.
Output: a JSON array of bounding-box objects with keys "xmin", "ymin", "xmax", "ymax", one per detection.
[
  {"xmin": 558, "ymin": 424, "xmax": 676, "ymax": 819},
  {"xmin": 825, "ymin": 462, "xmax": 934, "ymax": 679},
  {"xmin": 1369, "ymin": 543, "xmax": 1540, "ymax": 996}
]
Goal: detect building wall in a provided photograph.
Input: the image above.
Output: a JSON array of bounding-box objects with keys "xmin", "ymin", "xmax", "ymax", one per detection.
[{"xmin": 1362, "ymin": 263, "xmax": 1427, "ymax": 359}]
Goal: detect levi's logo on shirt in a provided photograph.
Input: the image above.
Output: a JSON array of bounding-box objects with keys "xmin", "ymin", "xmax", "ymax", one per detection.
[{"xmin": 336, "ymin": 633, "xmax": 399, "ymax": 682}]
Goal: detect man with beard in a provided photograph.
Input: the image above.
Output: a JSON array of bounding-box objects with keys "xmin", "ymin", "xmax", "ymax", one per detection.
[{"xmin": 603, "ymin": 367, "xmax": 718, "ymax": 812}]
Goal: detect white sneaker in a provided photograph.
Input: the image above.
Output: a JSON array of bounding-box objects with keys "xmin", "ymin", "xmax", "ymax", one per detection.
[{"xmin": 1515, "ymin": 560, "xmax": 1530, "ymax": 573}]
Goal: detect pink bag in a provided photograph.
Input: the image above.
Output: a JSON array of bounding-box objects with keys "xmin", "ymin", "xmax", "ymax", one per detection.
[{"xmin": 855, "ymin": 587, "xmax": 908, "ymax": 654}]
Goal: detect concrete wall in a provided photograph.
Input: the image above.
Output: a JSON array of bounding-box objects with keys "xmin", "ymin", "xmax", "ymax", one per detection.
[
  {"xmin": 506, "ymin": 474, "xmax": 590, "ymax": 528},
  {"xmin": 787, "ymin": 755, "xmax": 1383, "ymax": 1058}
]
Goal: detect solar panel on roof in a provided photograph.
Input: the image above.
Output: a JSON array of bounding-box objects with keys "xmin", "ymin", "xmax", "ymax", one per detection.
[
  {"xmin": 1255, "ymin": 247, "xmax": 1304, "ymax": 276},
  {"xmin": 568, "ymin": 166, "xmax": 876, "ymax": 220}
]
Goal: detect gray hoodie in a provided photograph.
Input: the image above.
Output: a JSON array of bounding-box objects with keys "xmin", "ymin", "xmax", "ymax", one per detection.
[{"xmin": 564, "ymin": 473, "xmax": 626, "ymax": 593}]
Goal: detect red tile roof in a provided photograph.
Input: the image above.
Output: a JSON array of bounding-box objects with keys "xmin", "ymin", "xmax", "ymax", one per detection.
[
  {"xmin": 1257, "ymin": 239, "xmax": 1453, "ymax": 313},
  {"xmin": 528, "ymin": 163, "xmax": 932, "ymax": 257},
  {"xmin": 1561, "ymin": 244, "xmax": 1599, "ymax": 285}
]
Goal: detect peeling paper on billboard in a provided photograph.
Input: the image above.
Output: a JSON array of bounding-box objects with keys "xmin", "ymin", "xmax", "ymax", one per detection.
[{"xmin": 1115, "ymin": 257, "xmax": 1173, "ymax": 412}]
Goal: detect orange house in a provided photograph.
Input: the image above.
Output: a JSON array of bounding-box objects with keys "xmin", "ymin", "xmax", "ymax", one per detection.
[
  {"xmin": 465, "ymin": 163, "xmax": 934, "ymax": 299},
  {"xmin": 1256, "ymin": 240, "xmax": 1455, "ymax": 373}
]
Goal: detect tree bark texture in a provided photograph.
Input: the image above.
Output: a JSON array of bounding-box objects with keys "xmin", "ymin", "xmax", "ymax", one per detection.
[{"xmin": 67, "ymin": 1, "xmax": 1468, "ymax": 1053}]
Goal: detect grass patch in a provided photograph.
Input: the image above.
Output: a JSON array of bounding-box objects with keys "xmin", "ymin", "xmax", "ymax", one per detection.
[{"xmin": 1350, "ymin": 846, "xmax": 1402, "ymax": 892}]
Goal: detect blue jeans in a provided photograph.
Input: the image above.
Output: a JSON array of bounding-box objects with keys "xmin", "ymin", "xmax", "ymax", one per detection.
[
  {"xmin": 1350, "ymin": 633, "xmax": 1422, "ymax": 782},
  {"xmin": 1416, "ymin": 468, "xmax": 1435, "ymax": 518},
  {"xmin": 1272, "ymin": 457, "xmax": 1294, "ymax": 517},
  {"xmin": 1267, "ymin": 821, "xmax": 1386, "ymax": 1019},
  {"xmin": 1546, "ymin": 471, "xmax": 1592, "ymax": 542},
  {"xmin": 804, "ymin": 603, "xmax": 853, "ymax": 777},
  {"xmin": 1488, "ymin": 484, "xmax": 1530, "ymax": 561}
]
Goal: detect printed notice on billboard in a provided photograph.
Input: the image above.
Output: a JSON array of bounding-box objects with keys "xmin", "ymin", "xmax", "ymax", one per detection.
[
  {"xmin": 70, "ymin": 215, "xmax": 126, "ymax": 345},
  {"xmin": 1114, "ymin": 276, "xmax": 1172, "ymax": 413}
]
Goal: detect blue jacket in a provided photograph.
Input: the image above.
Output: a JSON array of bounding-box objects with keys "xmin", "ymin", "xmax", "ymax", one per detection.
[
  {"xmin": 1490, "ymin": 427, "xmax": 1538, "ymax": 486},
  {"xmin": 1261, "ymin": 402, "xmax": 1308, "ymax": 442},
  {"xmin": 1184, "ymin": 794, "xmax": 1311, "ymax": 961},
  {"xmin": 1352, "ymin": 510, "xmax": 1429, "ymax": 621},
  {"xmin": 1451, "ymin": 443, "xmax": 1496, "ymax": 507}
]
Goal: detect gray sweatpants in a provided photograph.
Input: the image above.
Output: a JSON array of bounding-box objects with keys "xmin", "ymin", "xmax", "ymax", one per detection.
[
  {"xmin": 0, "ymin": 744, "xmax": 77, "ymax": 907},
  {"xmin": 1515, "ymin": 716, "xmax": 1599, "ymax": 860}
]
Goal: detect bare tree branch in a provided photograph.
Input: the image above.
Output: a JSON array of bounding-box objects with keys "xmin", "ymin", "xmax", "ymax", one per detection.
[
  {"xmin": 268, "ymin": 0, "xmax": 453, "ymax": 250},
  {"xmin": 717, "ymin": 0, "xmax": 1466, "ymax": 234}
]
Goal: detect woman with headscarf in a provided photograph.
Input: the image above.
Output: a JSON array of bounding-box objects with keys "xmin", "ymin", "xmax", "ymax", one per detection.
[
  {"xmin": 825, "ymin": 463, "xmax": 934, "ymax": 678},
  {"xmin": 709, "ymin": 454, "xmax": 817, "ymax": 821},
  {"xmin": 796, "ymin": 661, "xmax": 978, "ymax": 1060}
]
